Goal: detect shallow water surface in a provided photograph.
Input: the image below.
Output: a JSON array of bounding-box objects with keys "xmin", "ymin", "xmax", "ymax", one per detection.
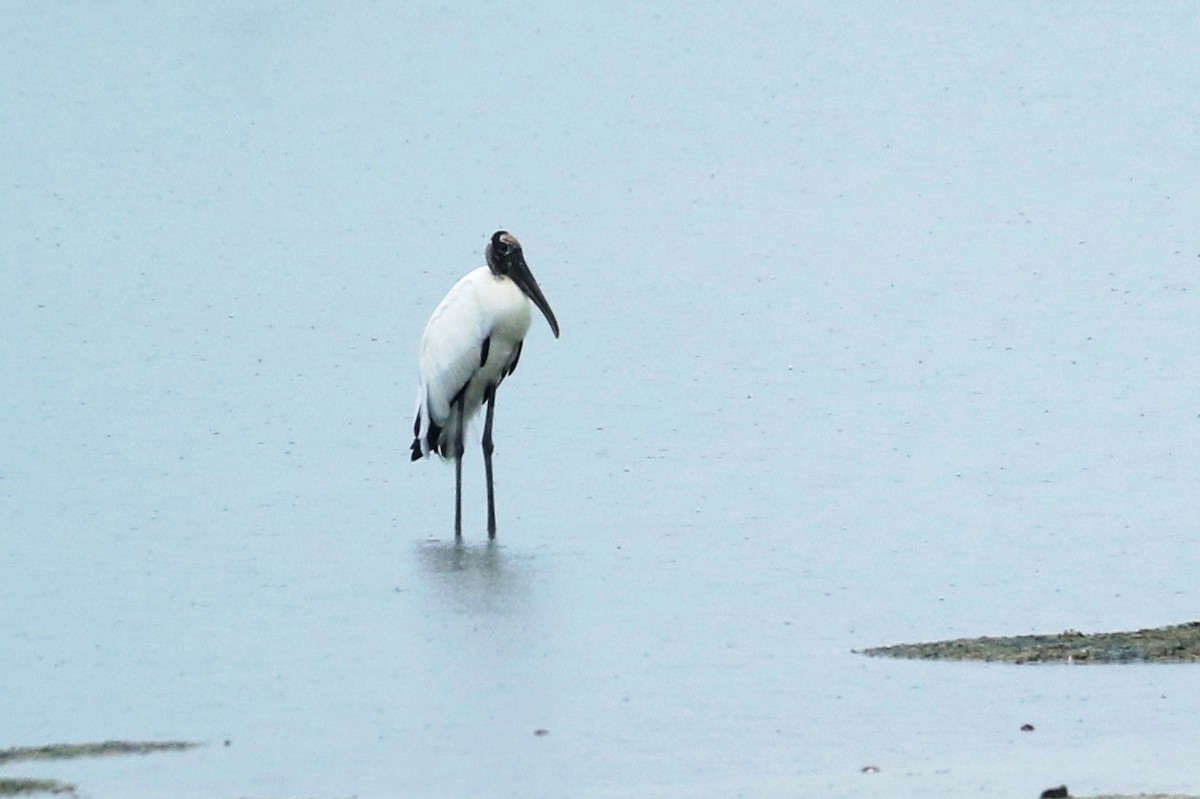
[{"xmin": 3, "ymin": 4, "xmax": 1199, "ymax": 798}]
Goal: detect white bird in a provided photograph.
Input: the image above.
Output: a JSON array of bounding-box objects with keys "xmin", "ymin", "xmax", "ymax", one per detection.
[{"xmin": 411, "ymin": 230, "xmax": 560, "ymax": 539}]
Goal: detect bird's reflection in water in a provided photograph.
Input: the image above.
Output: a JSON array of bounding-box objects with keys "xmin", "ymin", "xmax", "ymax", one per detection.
[{"xmin": 415, "ymin": 538, "xmax": 531, "ymax": 616}]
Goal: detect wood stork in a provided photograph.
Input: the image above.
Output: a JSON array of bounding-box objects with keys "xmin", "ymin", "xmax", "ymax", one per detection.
[{"xmin": 411, "ymin": 230, "xmax": 560, "ymax": 539}]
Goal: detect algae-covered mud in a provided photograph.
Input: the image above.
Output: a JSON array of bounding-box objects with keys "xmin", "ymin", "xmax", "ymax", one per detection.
[
  {"xmin": 0, "ymin": 740, "xmax": 198, "ymax": 766},
  {"xmin": 0, "ymin": 779, "xmax": 73, "ymax": 797},
  {"xmin": 0, "ymin": 741, "xmax": 199, "ymax": 796},
  {"xmin": 861, "ymin": 622, "xmax": 1200, "ymax": 664}
]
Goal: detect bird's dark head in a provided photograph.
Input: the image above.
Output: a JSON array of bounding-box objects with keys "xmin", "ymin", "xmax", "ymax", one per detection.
[
  {"xmin": 485, "ymin": 230, "xmax": 522, "ymax": 275},
  {"xmin": 485, "ymin": 229, "xmax": 559, "ymax": 338}
]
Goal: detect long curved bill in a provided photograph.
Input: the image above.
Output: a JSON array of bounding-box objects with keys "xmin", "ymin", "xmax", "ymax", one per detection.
[{"xmin": 510, "ymin": 254, "xmax": 560, "ymax": 338}]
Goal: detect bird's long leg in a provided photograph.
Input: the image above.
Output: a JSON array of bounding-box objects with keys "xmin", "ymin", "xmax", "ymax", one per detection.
[
  {"xmin": 453, "ymin": 397, "xmax": 466, "ymax": 539},
  {"xmin": 482, "ymin": 386, "xmax": 497, "ymax": 539}
]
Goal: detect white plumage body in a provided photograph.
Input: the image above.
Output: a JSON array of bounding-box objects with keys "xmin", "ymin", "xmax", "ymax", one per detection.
[{"xmin": 412, "ymin": 266, "xmax": 532, "ymax": 459}]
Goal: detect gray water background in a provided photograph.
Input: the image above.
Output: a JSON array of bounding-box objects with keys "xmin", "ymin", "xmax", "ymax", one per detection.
[{"xmin": 3, "ymin": 4, "xmax": 1199, "ymax": 797}]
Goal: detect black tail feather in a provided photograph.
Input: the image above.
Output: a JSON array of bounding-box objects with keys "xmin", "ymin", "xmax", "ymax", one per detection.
[
  {"xmin": 411, "ymin": 415, "xmax": 443, "ymax": 461},
  {"xmin": 411, "ymin": 409, "xmax": 424, "ymax": 460}
]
